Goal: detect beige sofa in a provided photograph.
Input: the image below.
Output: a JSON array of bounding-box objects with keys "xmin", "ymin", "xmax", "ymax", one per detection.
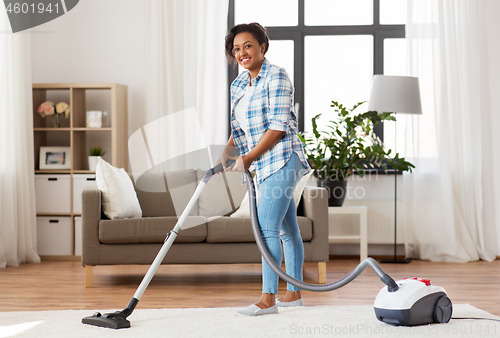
[{"xmin": 81, "ymin": 169, "xmax": 329, "ymax": 288}]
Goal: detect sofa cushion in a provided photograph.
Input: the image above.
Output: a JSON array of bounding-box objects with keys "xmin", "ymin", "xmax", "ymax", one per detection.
[
  {"xmin": 99, "ymin": 216, "xmax": 207, "ymax": 244},
  {"xmin": 133, "ymin": 169, "xmax": 198, "ymax": 217},
  {"xmin": 195, "ymin": 169, "xmax": 247, "ymax": 218},
  {"xmin": 206, "ymin": 216, "xmax": 313, "ymax": 243}
]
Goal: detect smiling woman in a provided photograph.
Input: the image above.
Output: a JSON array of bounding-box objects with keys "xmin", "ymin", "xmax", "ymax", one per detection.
[
  {"xmin": 220, "ymin": 22, "xmax": 312, "ymax": 316},
  {"xmin": 232, "ymin": 32, "xmax": 265, "ymax": 83},
  {"xmin": 225, "ymin": 23, "xmax": 269, "ymax": 72}
]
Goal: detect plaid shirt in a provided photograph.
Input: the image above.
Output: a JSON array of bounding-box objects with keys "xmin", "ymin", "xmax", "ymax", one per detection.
[{"xmin": 230, "ymin": 58, "xmax": 311, "ymax": 184}]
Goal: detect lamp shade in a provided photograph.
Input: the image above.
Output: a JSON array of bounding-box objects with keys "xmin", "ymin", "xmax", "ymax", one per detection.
[{"xmin": 368, "ymin": 75, "xmax": 422, "ymax": 115}]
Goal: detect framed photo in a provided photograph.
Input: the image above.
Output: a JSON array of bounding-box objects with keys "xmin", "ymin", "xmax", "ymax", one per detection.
[{"xmin": 40, "ymin": 147, "xmax": 71, "ymax": 170}]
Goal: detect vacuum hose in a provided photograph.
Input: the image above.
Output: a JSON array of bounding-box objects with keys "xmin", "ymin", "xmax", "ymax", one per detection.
[{"xmin": 244, "ymin": 171, "xmax": 399, "ymax": 293}]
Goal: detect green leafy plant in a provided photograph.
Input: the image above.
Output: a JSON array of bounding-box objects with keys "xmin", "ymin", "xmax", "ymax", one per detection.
[
  {"xmin": 298, "ymin": 100, "xmax": 415, "ymax": 180},
  {"xmin": 89, "ymin": 146, "xmax": 106, "ymax": 157}
]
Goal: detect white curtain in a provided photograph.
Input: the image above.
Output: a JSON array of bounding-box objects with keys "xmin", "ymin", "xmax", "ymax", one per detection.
[
  {"xmin": 0, "ymin": 9, "xmax": 40, "ymax": 267},
  {"xmin": 144, "ymin": 0, "xmax": 229, "ymax": 170},
  {"xmin": 404, "ymin": 0, "xmax": 498, "ymax": 262}
]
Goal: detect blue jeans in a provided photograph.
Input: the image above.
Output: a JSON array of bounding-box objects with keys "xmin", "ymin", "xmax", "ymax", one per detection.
[{"xmin": 257, "ymin": 152, "xmax": 308, "ymax": 294}]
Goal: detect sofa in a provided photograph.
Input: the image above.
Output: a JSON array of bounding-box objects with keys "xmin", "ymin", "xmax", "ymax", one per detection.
[{"xmin": 81, "ymin": 168, "xmax": 329, "ymax": 288}]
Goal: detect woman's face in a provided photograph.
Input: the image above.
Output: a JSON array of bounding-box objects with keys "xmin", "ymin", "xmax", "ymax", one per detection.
[{"xmin": 232, "ymin": 32, "xmax": 265, "ymax": 74}]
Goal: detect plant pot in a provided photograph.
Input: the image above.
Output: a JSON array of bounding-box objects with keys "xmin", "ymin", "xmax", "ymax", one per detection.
[
  {"xmin": 317, "ymin": 179, "xmax": 348, "ymax": 207},
  {"xmin": 88, "ymin": 156, "xmax": 100, "ymax": 172}
]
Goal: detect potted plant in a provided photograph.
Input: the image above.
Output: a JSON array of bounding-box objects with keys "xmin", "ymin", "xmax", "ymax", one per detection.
[
  {"xmin": 298, "ymin": 101, "xmax": 415, "ymax": 206},
  {"xmin": 88, "ymin": 146, "xmax": 106, "ymax": 172}
]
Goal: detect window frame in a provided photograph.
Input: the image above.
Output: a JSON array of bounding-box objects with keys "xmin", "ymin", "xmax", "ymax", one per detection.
[{"xmin": 227, "ymin": 0, "xmax": 405, "ymax": 141}]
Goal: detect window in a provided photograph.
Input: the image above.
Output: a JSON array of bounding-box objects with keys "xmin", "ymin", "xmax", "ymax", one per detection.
[
  {"xmin": 228, "ymin": 0, "xmax": 406, "ymax": 143},
  {"xmin": 234, "ymin": 0, "xmax": 298, "ymax": 27},
  {"xmin": 304, "ymin": 35, "xmax": 373, "ymax": 132},
  {"xmin": 380, "ymin": 0, "xmax": 407, "ymax": 25},
  {"xmin": 304, "ymin": 0, "xmax": 373, "ymax": 26}
]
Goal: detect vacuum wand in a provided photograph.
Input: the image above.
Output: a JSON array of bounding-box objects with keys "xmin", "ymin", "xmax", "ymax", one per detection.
[
  {"xmin": 133, "ymin": 159, "xmax": 237, "ymax": 301},
  {"xmin": 82, "ymin": 160, "xmax": 235, "ymax": 329}
]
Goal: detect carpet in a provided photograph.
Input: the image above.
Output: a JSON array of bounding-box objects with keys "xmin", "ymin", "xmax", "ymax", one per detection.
[{"xmin": 1, "ymin": 304, "xmax": 499, "ymax": 338}]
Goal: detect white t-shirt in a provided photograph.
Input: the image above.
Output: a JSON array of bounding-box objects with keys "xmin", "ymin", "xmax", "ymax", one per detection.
[{"xmin": 234, "ymin": 85, "xmax": 255, "ymax": 137}]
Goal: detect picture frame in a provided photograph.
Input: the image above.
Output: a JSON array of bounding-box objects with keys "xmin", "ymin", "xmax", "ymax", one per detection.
[{"xmin": 39, "ymin": 146, "xmax": 71, "ymax": 170}]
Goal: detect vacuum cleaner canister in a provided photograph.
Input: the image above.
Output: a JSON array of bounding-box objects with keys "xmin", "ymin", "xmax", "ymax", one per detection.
[{"xmin": 374, "ymin": 278, "xmax": 453, "ymax": 326}]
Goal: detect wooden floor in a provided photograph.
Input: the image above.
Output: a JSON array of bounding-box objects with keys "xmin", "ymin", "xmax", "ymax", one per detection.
[{"xmin": 0, "ymin": 257, "xmax": 499, "ymax": 317}]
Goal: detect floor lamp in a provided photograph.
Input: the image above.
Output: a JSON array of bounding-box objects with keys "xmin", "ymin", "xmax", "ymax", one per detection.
[{"xmin": 368, "ymin": 75, "xmax": 422, "ymax": 264}]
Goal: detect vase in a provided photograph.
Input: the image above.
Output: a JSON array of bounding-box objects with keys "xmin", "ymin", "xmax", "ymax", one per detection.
[
  {"xmin": 88, "ymin": 156, "xmax": 100, "ymax": 172},
  {"xmin": 51, "ymin": 114, "xmax": 60, "ymax": 128},
  {"xmin": 317, "ymin": 179, "xmax": 348, "ymax": 207}
]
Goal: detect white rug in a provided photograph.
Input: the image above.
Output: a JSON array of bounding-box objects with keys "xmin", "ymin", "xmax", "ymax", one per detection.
[{"xmin": 1, "ymin": 304, "xmax": 499, "ymax": 338}]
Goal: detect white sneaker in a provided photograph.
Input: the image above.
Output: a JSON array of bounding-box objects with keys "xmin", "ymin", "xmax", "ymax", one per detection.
[
  {"xmin": 236, "ymin": 304, "xmax": 278, "ymax": 316},
  {"xmin": 276, "ymin": 298, "xmax": 304, "ymax": 307}
]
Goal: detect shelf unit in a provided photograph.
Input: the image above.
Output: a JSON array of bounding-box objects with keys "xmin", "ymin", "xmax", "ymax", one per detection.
[{"xmin": 33, "ymin": 83, "xmax": 128, "ymax": 257}]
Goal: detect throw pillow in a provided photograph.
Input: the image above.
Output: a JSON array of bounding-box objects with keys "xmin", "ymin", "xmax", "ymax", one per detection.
[
  {"xmin": 230, "ymin": 169, "xmax": 313, "ymax": 217},
  {"xmin": 293, "ymin": 169, "xmax": 314, "ymax": 208},
  {"xmin": 95, "ymin": 157, "xmax": 142, "ymax": 219},
  {"xmin": 229, "ymin": 184, "xmax": 255, "ymax": 218},
  {"xmin": 196, "ymin": 169, "xmax": 247, "ymax": 218}
]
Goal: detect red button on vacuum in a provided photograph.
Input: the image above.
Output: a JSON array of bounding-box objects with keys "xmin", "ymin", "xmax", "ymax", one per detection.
[
  {"xmin": 420, "ymin": 278, "xmax": 431, "ymax": 286},
  {"xmin": 402, "ymin": 277, "xmax": 432, "ymax": 286}
]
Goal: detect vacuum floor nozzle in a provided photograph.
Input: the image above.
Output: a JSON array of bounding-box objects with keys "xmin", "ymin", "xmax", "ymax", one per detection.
[{"xmin": 82, "ymin": 312, "xmax": 131, "ymax": 329}]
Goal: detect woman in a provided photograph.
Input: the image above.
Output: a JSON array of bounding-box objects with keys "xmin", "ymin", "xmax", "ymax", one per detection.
[{"xmin": 219, "ymin": 22, "xmax": 311, "ymax": 316}]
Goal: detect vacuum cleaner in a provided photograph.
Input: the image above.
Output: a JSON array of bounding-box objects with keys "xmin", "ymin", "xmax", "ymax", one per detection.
[{"xmin": 82, "ymin": 161, "xmax": 452, "ymax": 329}]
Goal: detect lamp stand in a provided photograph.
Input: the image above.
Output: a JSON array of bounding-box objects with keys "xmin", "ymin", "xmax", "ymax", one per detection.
[
  {"xmin": 380, "ymin": 169, "xmax": 411, "ymax": 263},
  {"xmin": 381, "ymin": 114, "xmax": 411, "ymax": 264}
]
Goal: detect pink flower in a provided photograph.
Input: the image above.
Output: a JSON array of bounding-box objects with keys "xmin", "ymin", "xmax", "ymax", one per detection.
[
  {"xmin": 44, "ymin": 105, "xmax": 55, "ymax": 116},
  {"xmin": 37, "ymin": 101, "xmax": 55, "ymax": 117}
]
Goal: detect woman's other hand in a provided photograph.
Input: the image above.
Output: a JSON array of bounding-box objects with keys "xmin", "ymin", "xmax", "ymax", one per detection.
[
  {"xmin": 216, "ymin": 144, "xmax": 238, "ymax": 173},
  {"xmin": 231, "ymin": 155, "xmax": 253, "ymax": 173}
]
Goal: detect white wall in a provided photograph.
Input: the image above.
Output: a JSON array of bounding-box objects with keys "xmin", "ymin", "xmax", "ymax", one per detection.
[{"xmin": 30, "ymin": 0, "xmax": 147, "ymax": 136}]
